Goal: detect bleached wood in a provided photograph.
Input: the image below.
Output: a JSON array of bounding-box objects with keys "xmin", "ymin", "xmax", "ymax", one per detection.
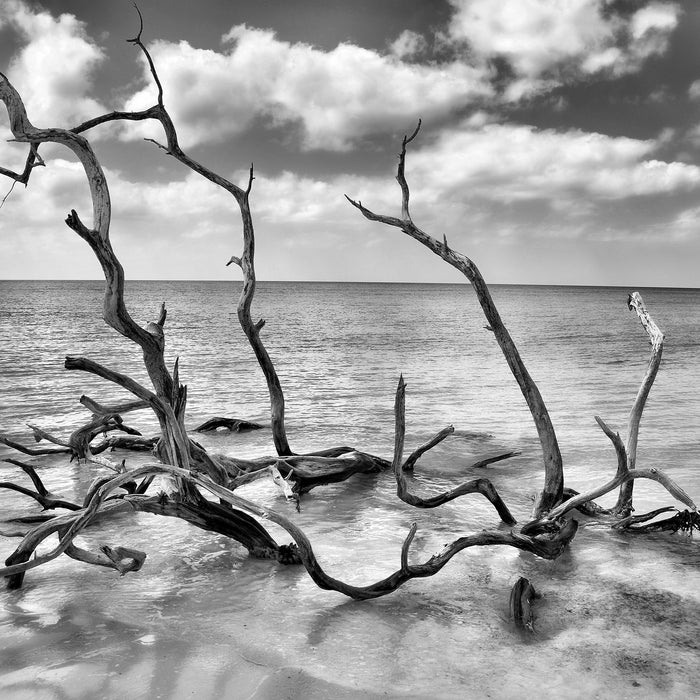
[{"xmin": 347, "ymin": 125, "xmax": 563, "ymax": 516}]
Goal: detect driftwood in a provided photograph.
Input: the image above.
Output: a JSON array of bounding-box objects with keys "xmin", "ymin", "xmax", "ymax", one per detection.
[
  {"xmin": 2, "ymin": 413, "xmax": 147, "ymax": 463},
  {"xmin": 193, "ymin": 417, "xmax": 264, "ymax": 433},
  {"xmin": 1, "ymin": 10, "xmax": 697, "ymax": 618},
  {"xmin": 614, "ymin": 292, "xmax": 665, "ymax": 516},
  {"xmin": 0, "ymin": 462, "xmax": 578, "ymax": 598},
  {"xmin": 613, "ymin": 508, "xmax": 700, "ymax": 534},
  {"xmin": 392, "ymin": 376, "xmax": 517, "ymax": 524},
  {"xmin": 0, "ymin": 459, "xmax": 81, "ymax": 511},
  {"xmin": 347, "ymin": 124, "xmax": 698, "ymax": 534},
  {"xmin": 346, "ymin": 121, "xmax": 563, "ymax": 518},
  {"xmin": 510, "ymin": 576, "xmax": 539, "ymax": 631},
  {"xmin": 1, "ymin": 17, "xmax": 550, "ymax": 601}
]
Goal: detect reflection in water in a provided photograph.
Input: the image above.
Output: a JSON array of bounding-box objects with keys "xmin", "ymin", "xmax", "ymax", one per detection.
[{"xmin": 1, "ymin": 282, "xmax": 700, "ymax": 698}]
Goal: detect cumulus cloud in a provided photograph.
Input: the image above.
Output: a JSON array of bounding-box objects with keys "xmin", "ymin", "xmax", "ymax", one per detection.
[
  {"xmin": 403, "ymin": 121, "xmax": 700, "ymax": 207},
  {"xmin": 2, "ymin": 117, "xmax": 699, "ymax": 282},
  {"xmin": 446, "ymin": 0, "xmax": 680, "ymax": 88},
  {"xmin": 122, "ymin": 25, "xmax": 492, "ymax": 150},
  {"xmin": 688, "ymin": 79, "xmax": 700, "ymax": 101},
  {"xmin": 0, "ymin": 0, "xmax": 106, "ymax": 126},
  {"xmin": 117, "ymin": 2, "xmax": 681, "ymax": 150},
  {"xmin": 389, "ymin": 30, "xmax": 428, "ymax": 59}
]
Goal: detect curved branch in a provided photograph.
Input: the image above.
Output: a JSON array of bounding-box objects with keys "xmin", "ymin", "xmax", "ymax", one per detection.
[
  {"xmin": 0, "ymin": 459, "xmax": 80, "ymax": 511},
  {"xmin": 80, "ymin": 395, "xmax": 149, "ymax": 416},
  {"xmin": 2, "ymin": 500, "xmax": 134, "ymax": 588},
  {"xmin": 615, "ymin": 292, "xmax": 665, "ymax": 515},
  {"xmin": 0, "ymin": 140, "xmax": 44, "ymax": 191},
  {"xmin": 3, "ymin": 464, "xmax": 577, "ymax": 598},
  {"xmin": 64, "ymin": 540, "xmax": 146, "ymax": 576},
  {"xmin": 402, "ymin": 424, "xmax": 454, "ymax": 471},
  {"xmin": 65, "ymin": 356, "xmax": 160, "ymax": 406},
  {"xmin": 346, "ymin": 128, "xmax": 563, "ymax": 516},
  {"xmin": 232, "ymin": 178, "xmax": 293, "ymax": 455},
  {"xmin": 0, "ymin": 435, "xmax": 70, "ymax": 456},
  {"xmin": 67, "ymin": 12, "xmax": 289, "ymax": 455},
  {"xmin": 545, "ymin": 416, "xmax": 696, "ymax": 521},
  {"xmin": 392, "ymin": 377, "xmax": 517, "ymax": 525}
]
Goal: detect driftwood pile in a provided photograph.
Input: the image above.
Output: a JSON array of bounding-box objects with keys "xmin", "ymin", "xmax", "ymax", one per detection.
[{"xmin": 1, "ymin": 11, "xmax": 697, "ymax": 627}]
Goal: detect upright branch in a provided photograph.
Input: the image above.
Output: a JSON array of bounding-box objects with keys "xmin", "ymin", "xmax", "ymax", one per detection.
[
  {"xmin": 0, "ymin": 69, "xmax": 199, "ymax": 478},
  {"xmin": 392, "ymin": 376, "xmax": 517, "ymax": 524},
  {"xmin": 347, "ymin": 123, "xmax": 563, "ymax": 516},
  {"xmin": 226, "ymin": 166, "xmax": 293, "ymax": 456},
  {"xmin": 615, "ymin": 292, "xmax": 665, "ymax": 516},
  {"xmin": 541, "ymin": 416, "xmax": 696, "ymax": 523},
  {"xmin": 68, "ymin": 15, "xmax": 292, "ymax": 456}
]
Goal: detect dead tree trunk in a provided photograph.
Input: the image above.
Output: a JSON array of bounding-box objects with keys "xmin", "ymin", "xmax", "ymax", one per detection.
[
  {"xmin": 613, "ymin": 292, "xmax": 664, "ymax": 516},
  {"xmin": 346, "ymin": 122, "xmax": 563, "ymax": 516},
  {"xmin": 2, "ymin": 13, "xmax": 697, "ymax": 611}
]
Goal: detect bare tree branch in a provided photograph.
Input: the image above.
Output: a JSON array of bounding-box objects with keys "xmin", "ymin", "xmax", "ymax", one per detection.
[
  {"xmin": 392, "ymin": 376, "xmax": 517, "ymax": 525},
  {"xmin": 346, "ymin": 128, "xmax": 563, "ymax": 517},
  {"xmin": 615, "ymin": 292, "xmax": 665, "ymax": 515}
]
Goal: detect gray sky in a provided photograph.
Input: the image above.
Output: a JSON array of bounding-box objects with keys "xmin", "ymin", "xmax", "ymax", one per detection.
[{"xmin": 1, "ymin": 0, "xmax": 699, "ymax": 285}]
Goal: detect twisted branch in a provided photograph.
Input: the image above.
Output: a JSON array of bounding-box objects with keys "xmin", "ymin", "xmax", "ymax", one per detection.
[
  {"xmin": 346, "ymin": 123, "xmax": 563, "ymax": 517},
  {"xmin": 392, "ymin": 376, "xmax": 517, "ymax": 524}
]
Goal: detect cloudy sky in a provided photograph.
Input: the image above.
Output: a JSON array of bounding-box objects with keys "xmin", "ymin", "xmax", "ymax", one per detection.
[{"xmin": 1, "ymin": 0, "xmax": 699, "ymax": 285}]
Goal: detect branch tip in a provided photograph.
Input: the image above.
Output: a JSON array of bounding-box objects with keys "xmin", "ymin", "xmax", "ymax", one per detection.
[{"xmin": 127, "ymin": 3, "xmax": 145, "ymax": 44}]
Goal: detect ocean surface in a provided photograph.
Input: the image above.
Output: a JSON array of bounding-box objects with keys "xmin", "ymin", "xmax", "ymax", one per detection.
[{"xmin": 1, "ymin": 280, "xmax": 699, "ymax": 699}]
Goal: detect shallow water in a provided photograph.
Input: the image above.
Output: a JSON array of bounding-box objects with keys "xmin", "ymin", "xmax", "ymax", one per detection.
[{"xmin": 1, "ymin": 281, "xmax": 699, "ymax": 699}]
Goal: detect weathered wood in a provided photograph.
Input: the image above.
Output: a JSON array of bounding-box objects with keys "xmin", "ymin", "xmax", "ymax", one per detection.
[
  {"xmin": 560, "ymin": 487, "xmax": 609, "ymax": 516},
  {"xmin": 276, "ymin": 451, "xmax": 386, "ymax": 494},
  {"xmin": 71, "ymin": 23, "xmax": 292, "ymax": 457},
  {"xmin": 615, "ymin": 292, "xmax": 665, "ymax": 516},
  {"xmin": 347, "ymin": 123, "xmax": 563, "ymax": 517},
  {"xmin": 0, "ymin": 463, "xmax": 578, "ymax": 597},
  {"xmin": 0, "ymin": 459, "xmax": 80, "ymax": 511},
  {"xmin": 541, "ymin": 417, "xmax": 696, "ymax": 523},
  {"xmin": 402, "ymin": 425, "xmax": 454, "ymax": 471},
  {"xmin": 614, "ymin": 508, "xmax": 700, "ymax": 534},
  {"xmin": 65, "ymin": 540, "xmax": 146, "ymax": 576},
  {"xmin": 80, "ymin": 395, "xmax": 149, "ymax": 416},
  {"xmin": 2, "ymin": 499, "xmax": 134, "ymax": 589},
  {"xmin": 193, "ymin": 417, "xmax": 264, "ymax": 432},
  {"xmin": 90, "ymin": 435, "xmax": 158, "ymax": 454},
  {"xmin": 0, "ymin": 435, "xmax": 70, "ymax": 456},
  {"xmin": 0, "ymin": 70, "xmax": 204, "ymax": 488},
  {"xmin": 392, "ymin": 376, "xmax": 517, "ymax": 524},
  {"xmin": 135, "ymin": 493, "xmax": 285, "ymax": 560},
  {"xmin": 510, "ymin": 576, "xmax": 539, "ymax": 631}
]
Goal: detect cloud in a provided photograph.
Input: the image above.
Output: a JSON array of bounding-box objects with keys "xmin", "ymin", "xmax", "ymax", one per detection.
[
  {"xmin": 122, "ymin": 25, "xmax": 492, "ymax": 150},
  {"xmin": 403, "ymin": 120, "xmax": 700, "ymax": 207},
  {"xmin": 0, "ymin": 0, "xmax": 106, "ymax": 126},
  {"xmin": 389, "ymin": 30, "xmax": 428, "ymax": 59},
  {"xmin": 688, "ymin": 79, "xmax": 700, "ymax": 101},
  {"xmin": 446, "ymin": 0, "xmax": 680, "ymax": 89},
  {"xmin": 2, "ymin": 117, "xmax": 699, "ymax": 283}
]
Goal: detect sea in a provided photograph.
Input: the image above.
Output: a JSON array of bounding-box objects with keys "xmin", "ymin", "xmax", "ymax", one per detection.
[{"xmin": 0, "ymin": 280, "xmax": 699, "ymax": 699}]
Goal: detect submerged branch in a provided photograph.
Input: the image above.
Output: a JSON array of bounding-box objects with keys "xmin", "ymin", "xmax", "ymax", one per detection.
[{"xmin": 392, "ymin": 377, "xmax": 517, "ymax": 525}]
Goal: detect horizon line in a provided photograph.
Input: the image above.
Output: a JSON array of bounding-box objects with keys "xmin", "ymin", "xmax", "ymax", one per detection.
[{"xmin": 1, "ymin": 279, "xmax": 698, "ymax": 291}]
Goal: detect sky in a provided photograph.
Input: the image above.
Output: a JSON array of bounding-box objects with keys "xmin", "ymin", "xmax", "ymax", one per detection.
[{"xmin": 1, "ymin": 0, "xmax": 699, "ymax": 285}]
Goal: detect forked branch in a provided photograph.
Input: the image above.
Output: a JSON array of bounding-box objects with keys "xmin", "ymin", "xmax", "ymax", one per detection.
[
  {"xmin": 392, "ymin": 376, "xmax": 517, "ymax": 525},
  {"xmin": 615, "ymin": 292, "xmax": 665, "ymax": 515},
  {"xmin": 347, "ymin": 124, "xmax": 563, "ymax": 516},
  {"xmin": 2, "ymin": 464, "xmax": 577, "ymax": 599},
  {"xmin": 544, "ymin": 416, "xmax": 696, "ymax": 522}
]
